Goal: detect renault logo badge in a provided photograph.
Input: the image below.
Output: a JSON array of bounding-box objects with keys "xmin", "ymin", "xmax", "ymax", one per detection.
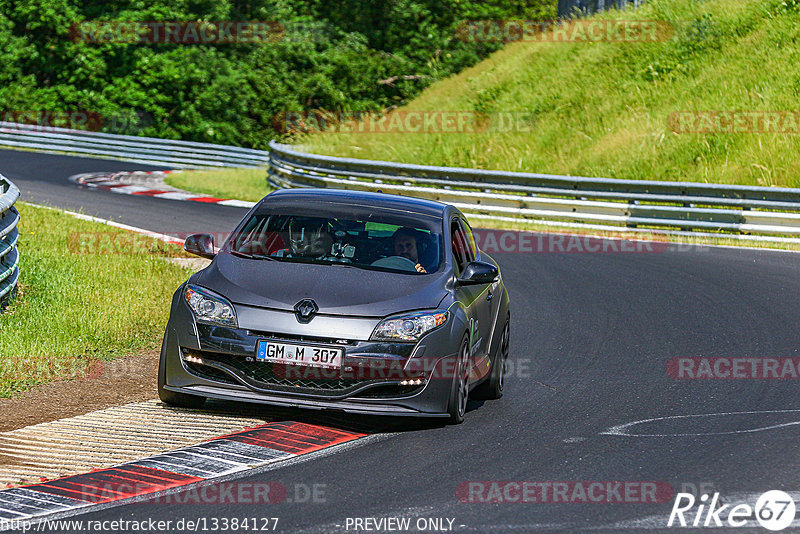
[{"xmin": 294, "ymin": 299, "xmax": 318, "ymax": 323}]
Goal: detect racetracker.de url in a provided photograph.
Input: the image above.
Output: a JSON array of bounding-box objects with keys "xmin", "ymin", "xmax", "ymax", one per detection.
[{"xmin": 1, "ymin": 517, "xmax": 279, "ymax": 533}]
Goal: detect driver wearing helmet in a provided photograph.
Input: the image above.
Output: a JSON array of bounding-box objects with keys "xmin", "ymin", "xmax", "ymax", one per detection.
[{"xmin": 275, "ymin": 217, "xmax": 334, "ymax": 259}]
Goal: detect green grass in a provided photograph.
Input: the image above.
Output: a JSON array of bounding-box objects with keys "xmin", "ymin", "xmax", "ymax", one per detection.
[
  {"xmin": 294, "ymin": 0, "xmax": 800, "ymax": 188},
  {"xmin": 165, "ymin": 168, "xmax": 272, "ymax": 203},
  {"xmin": 0, "ymin": 204, "xmax": 193, "ymax": 398}
]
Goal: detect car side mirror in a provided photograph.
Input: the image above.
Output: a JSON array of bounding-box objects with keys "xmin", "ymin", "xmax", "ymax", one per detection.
[
  {"xmin": 457, "ymin": 261, "xmax": 498, "ymax": 286},
  {"xmin": 184, "ymin": 233, "xmax": 216, "ymax": 259}
]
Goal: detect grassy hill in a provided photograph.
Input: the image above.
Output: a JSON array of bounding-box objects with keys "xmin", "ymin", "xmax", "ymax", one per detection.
[{"xmin": 296, "ymin": 0, "xmax": 800, "ymax": 187}]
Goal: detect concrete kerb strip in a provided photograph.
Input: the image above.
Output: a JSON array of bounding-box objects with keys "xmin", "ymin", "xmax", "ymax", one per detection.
[
  {"xmin": 69, "ymin": 171, "xmax": 256, "ymax": 208},
  {"xmin": 0, "ymin": 399, "xmax": 367, "ymax": 527}
]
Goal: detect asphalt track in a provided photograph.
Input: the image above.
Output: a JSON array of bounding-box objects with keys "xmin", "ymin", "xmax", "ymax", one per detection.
[{"xmin": 4, "ymin": 148, "xmax": 800, "ymax": 532}]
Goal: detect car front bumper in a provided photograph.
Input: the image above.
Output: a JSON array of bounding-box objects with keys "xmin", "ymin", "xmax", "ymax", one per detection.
[{"xmin": 161, "ymin": 302, "xmax": 460, "ymax": 417}]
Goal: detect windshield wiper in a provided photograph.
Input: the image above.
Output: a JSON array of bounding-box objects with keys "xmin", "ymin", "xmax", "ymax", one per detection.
[
  {"xmin": 230, "ymin": 250, "xmax": 278, "ymax": 261},
  {"xmin": 230, "ymin": 250, "xmax": 255, "ymax": 258}
]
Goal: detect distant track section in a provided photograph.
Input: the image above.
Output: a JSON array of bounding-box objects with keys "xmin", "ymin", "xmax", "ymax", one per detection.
[{"xmin": 0, "ymin": 122, "xmax": 269, "ymax": 169}]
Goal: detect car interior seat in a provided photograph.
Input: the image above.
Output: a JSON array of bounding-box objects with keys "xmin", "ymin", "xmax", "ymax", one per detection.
[{"xmin": 417, "ymin": 232, "xmax": 438, "ymax": 272}]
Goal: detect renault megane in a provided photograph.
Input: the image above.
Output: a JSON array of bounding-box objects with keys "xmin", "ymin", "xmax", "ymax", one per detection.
[{"xmin": 158, "ymin": 189, "xmax": 510, "ymax": 423}]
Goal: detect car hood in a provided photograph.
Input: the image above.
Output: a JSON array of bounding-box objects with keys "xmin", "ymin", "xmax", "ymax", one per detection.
[{"xmin": 193, "ymin": 253, "xmax": 449, "ymax": 318}]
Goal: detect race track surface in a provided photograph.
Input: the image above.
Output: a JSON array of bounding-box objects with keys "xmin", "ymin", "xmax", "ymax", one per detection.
[{"xmin": 3, "ymin": 148, "xmax": 800, "ymax": 532}]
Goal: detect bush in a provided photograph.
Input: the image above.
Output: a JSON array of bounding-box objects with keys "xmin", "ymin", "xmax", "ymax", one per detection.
[{"xmin": 0, "ymin": 0, "xmax": 556, "ymax": 149}]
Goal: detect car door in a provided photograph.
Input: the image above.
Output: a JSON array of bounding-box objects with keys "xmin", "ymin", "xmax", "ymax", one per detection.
[
  {"xmin": 456, "ymin": 217, "xmax": 497, "ymax": 380},
  {"xmin": 450, "ymin": 217, "xmax": 486, "ymax": 380}
]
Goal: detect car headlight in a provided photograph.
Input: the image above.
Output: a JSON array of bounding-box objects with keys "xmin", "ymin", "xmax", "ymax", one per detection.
[
  {"xmin": 371, "ymin": 310, "xmax": 449, "ymax": 342},
  {"xmin": 184, "ymin": 284, "xmax": 238, "ymax": 327}
]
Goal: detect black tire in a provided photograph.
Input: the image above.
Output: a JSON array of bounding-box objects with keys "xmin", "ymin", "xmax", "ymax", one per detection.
[
  {"xmin": 473, "ymin": 318, "xmax": 509, "ymax": 400},
  {"xmin": 157, "ymin": 332, "xmax": 206, "ymax": 409},
  {"xmin": 446, "ymin": 335, "xmax": 471, "ymax": 424}
]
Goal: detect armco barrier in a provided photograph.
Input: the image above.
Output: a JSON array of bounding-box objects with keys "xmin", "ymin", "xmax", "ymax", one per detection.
[
  {"xmin": 0, "ymin": 174, "xmax": 20, "ymax": 307},
  {"xmin": 267, "ymin": 141, "xmax": 800, "ymax": 243},
  {"xmin": 0, "ymin": 122, "xmax": 270, "ymax": 169},
  {"xmin": 4, "ymin": 119, "xmax": 800, "ymax": 244}
]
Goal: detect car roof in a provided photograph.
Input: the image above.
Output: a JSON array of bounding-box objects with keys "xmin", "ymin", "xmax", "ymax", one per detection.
[{"xmin": 261, "ymin": 188, "xmax": 449, "ymax": 220}]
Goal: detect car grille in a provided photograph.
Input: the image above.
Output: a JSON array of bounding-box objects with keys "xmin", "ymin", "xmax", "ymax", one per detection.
[
  {"xmin": 245, "ymin": 329, "xmax": 356, "ymax": 347},
  {"xmin": 183, "ymin": 349, "xmax": 396, "ymax": 397},
  {"xmin": 185, "ymin": 361, "xmax": 237, "ymax": 385}
]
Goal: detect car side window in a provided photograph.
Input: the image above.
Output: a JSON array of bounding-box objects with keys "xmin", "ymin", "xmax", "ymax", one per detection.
[
  {"xmin": 451, "ymin": 218, "xmax": 469, "ymax": 275},
  {"xmin": 459, "ymin": 219, "xmax": 478, "ymax": 261}
]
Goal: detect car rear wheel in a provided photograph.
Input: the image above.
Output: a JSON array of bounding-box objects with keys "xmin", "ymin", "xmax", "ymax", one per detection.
[
  {"xmin": 157, "ymin": 333, "xmax": 206, "ymax": 409},
  {"xmin": 447, "ymin": 335, "xmax": 470, "ymax": 424},
  {"xmin": 473, "ymin": 318, "xmax": 509, "ymax": 400}
]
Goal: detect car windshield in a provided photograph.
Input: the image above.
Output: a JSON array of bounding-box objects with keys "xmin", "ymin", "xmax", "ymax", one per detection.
[{"xmin": 227, "ymin": 211, "xmax": 443, "ymax": 274}]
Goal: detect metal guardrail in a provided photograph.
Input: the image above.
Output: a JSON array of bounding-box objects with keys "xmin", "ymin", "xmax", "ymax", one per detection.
[
  {"xmin": 0, "ymin": 174, "xmax": 20, "ymax": 306},
  {"xmin": 5, "ymin": 120, "xmax": 799, "ymax": 243},
  {"xmin": 0, "ymin": 122, "xmax": 270, "ymax": 169},
  {"xmin": 267, "ymin": 141, "xmax": 800, "ymax": 243}
]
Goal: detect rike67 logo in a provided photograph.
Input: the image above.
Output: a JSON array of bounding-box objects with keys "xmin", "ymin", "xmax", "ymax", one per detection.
[{"xmin": 668, "ymin": 491, "xmax": 796, "ymax": 531}]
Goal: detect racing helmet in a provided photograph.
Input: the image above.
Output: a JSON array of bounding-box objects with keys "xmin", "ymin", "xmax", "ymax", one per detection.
[{"xmin": 288, "ymin": 217, "xmax": 333, "ymax": 257}]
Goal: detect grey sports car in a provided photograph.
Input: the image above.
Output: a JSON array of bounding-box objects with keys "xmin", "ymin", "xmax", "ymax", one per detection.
[{"xmin": 158, "ymin": 189, "xmax": 510, "ymax": 423}]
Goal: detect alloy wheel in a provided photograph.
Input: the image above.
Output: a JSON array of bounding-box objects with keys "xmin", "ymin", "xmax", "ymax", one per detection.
[{"xmin": 498, "ymin": 322, "xmax": 510, "ymax": 392}]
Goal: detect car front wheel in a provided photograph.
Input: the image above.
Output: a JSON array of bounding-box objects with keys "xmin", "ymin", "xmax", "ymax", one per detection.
[
  {"xmin": 473, "ymin": 318, "xmax": 509, "ymax": 400},
  {"xmin": 447, "ymin": 335, "xmax": 470, "ymax": 424}
]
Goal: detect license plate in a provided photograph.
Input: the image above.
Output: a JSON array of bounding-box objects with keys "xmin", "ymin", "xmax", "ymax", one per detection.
[{"xmin": 256, "ymin": 340, "xmax": 343, "ymax": 369}]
